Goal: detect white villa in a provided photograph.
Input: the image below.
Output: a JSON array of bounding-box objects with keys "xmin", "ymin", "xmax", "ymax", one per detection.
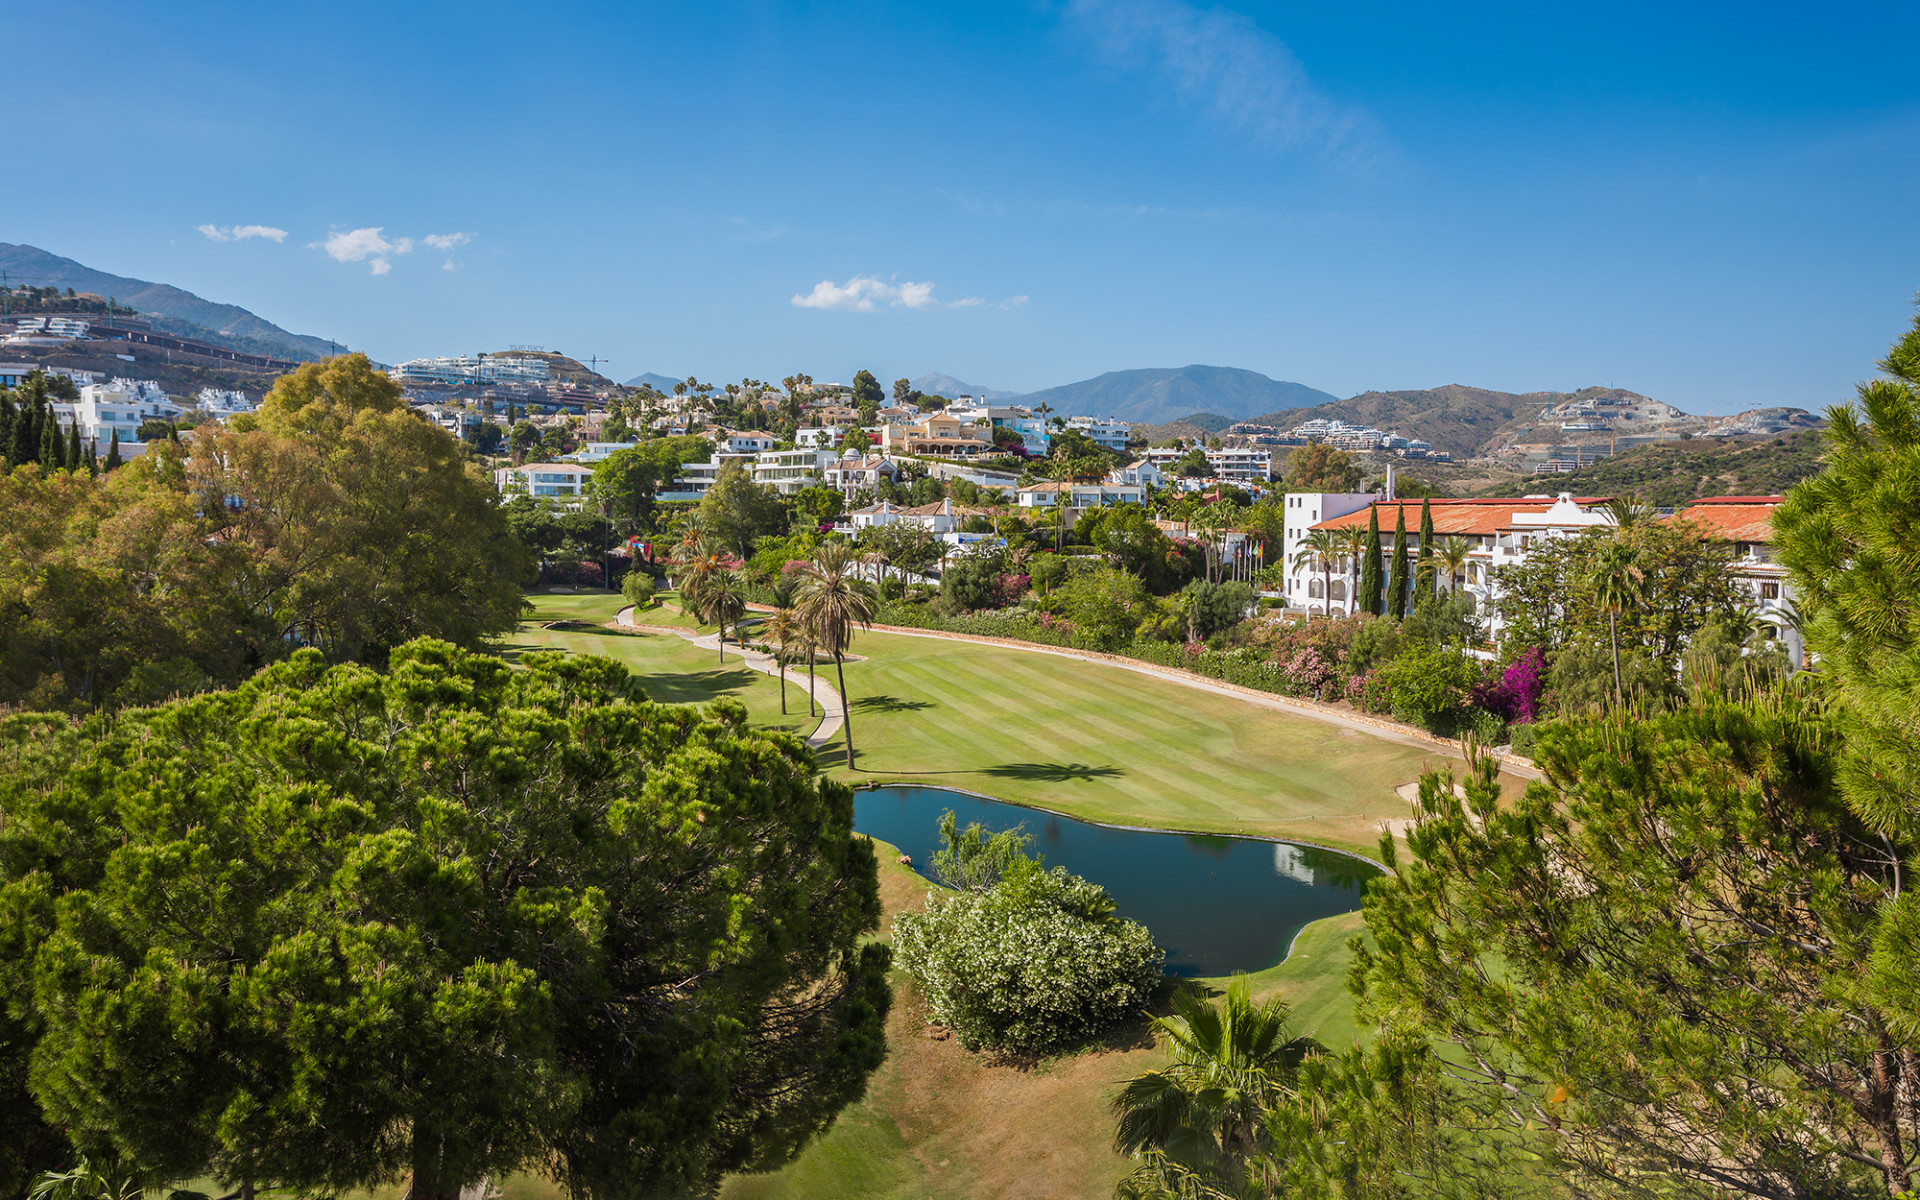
[{"xmin": 495, "ymin": 462, "xmax": 595, "ymax": 498}]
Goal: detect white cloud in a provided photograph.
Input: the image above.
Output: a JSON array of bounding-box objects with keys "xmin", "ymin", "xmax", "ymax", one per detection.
[
  {"xmin": 312, "ymin": 227, "xmax": 414, "ymax": 275},
  {"xmin": 197, "ymin": 223, "xmax": 288, "ymax": 243},
  {"xmin": 1062, "ymin": 0, "xmax": 1383, "ymax": 166},
  {"xmin": 442, "ymin": 259, "xmax": 457, "ymax": 271},
  {"xmin": 423, "ymin": 231, "xmax": 472, "ymax": 250},
  {"xmin": 790, "ymin": 275, "xmax": 985, "ymax": 312}
]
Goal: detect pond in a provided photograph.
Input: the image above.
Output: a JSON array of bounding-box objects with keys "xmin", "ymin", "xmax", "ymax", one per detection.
[{"xmin": 853, "ymin": 785, "xmax": 1380, "ymax": 977}]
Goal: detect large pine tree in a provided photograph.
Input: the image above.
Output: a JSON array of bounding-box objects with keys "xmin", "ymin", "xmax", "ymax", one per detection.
[
  {"xmin": 1416, "ymin": 497, "xmax": 1435, "ymax": 599},
  {"xmin": 104, "ymin": 428, "xmax": 122, "ymax": 471}
]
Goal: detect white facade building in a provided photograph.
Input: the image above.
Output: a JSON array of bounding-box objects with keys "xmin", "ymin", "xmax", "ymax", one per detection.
[
  {"xmin": 494, "ymin": 462, "xmax": 595, "ymax": 498},
  {"xmin": 752, "ymin": 448, "xmax": 837, "ymax": 495},
  {"xmin": 390, "ymin": 354, "xmax": 552, "ymax": 386},
  {"xmin": 51, "ymin": 380, "xmax": 183, "ymax": 451},
  {"xmin": 196, "ymin": 387, "xmax": 256, "ymax": 416},
  {"xmin": 1064, "ymin": 416, "xmax": 1132, "ymax": 453}
]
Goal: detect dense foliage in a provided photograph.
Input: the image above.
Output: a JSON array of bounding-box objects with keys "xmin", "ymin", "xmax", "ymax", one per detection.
[
  {"xmin": 0, "ymin": 356, "xmax": 530, "ymax": 711},
  {"xmin": 893, "ymin": 851, "xmax": 1162, "ymax": 1055},
  {"xmin": 0, "ymin": 640, "xmax": 889, "ymax": 1199}
]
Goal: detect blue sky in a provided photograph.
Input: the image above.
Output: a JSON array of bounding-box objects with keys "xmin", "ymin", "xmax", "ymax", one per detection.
[{"xmin": 5, "ymin": 0, "xmax": 1917, "ymax": 411}]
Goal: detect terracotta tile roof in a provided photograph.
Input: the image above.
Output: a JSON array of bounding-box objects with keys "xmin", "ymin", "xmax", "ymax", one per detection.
[
  {"xmin": 1673, "ymin": 499, "xmax": 1781, "ymax": 542},
  {"xmin": 1310, "ymin": 498, "xmax": 1610, "ymax": 538}
]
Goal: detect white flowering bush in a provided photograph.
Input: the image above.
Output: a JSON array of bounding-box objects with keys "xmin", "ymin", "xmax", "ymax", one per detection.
[{"xmin": 891, "ymin": 863, "xmax": 1164, "ymax": 1054}]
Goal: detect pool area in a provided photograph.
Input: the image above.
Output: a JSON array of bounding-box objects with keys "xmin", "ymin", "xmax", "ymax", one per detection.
[{"xmin": 854, "ymin": 785, "xmax": 1380, "ymax": 977}]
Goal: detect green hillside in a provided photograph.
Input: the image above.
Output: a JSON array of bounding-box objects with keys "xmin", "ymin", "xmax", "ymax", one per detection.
[{"xmin": 1478, "ymin": 428, "xmax": 1827, "ymax": 506}]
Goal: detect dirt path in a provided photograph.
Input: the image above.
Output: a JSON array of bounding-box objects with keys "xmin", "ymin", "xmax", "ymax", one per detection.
[{"xmin": 615, "ymin": 605, "xmax": 846, "ymax": 751}]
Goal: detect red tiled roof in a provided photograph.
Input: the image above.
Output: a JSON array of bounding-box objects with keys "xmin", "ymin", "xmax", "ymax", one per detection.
[
  {"xmin": 1310, "ymin": 498, "xmax": 1611, "ymax": 538},
  {"xmin": 1673, "ymin": 500, "xmax": 1779, "ymax": 542}
]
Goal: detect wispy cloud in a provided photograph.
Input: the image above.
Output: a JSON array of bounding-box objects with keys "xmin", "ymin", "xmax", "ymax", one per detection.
[
  {"xmin": 311, "ymin": 227, "xmax": 414, "ymax": 275},
  {"xmin": 1061, "ymin": 0, "xmax": 1384, "ymax": 167},
  {"xmin": 727, "ymin": 218, "xmax": 790, "ymax": 244},
  {"xmin": 197, "ymin": 223, "xmax": 287, "ymax": 243},
  {"xmin": 422, "ymin": 231, "xmax": 472, "ymax": 250},
  {"xmin": 791, "ymin": 275, "xmax": 987, "ymax": 312}
]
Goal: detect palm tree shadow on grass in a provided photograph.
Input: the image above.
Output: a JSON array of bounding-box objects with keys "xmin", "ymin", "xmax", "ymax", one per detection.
[
  {"xmin": 851, "ymin": 694, "xmax": 936, "ymax": 714},
  {"xmin": 980, "ymin": 762, "xmax": 1126, "ymax": 782}
]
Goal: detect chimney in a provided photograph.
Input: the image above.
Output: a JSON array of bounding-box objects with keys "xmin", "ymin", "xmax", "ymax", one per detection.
[{"xmin": 1385, "ymin": 464, "xmax": 1397, "ymax": 501}]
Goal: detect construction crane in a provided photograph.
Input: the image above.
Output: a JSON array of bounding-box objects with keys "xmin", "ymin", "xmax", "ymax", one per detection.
[{"xmin": 582, "ymin": 355, "xmax": 611, "ymax": 376}]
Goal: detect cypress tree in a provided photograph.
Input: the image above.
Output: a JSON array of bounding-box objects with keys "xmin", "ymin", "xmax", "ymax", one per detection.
[
  {"xmin": 1417, "ymin": 497, "xmax": 1435, "ymax": 600},
  {"xmin": 0, "ymin": 392, "xmax": 14, "ymax": 464},
  {"xmin": 1387, "ymin": 505, "xmax": 1410, "ymax": 620},
  {"xmin": 105, "ymin": 429, "xmax": 122, "ymax": 472},
  {"xmin": 38, "ymin": 409, "xmax": 59, "ymax": 469},
  {"xmin": 12, "ymin": 398, "xmax": 38, "ymax": 466},
  {"xmin": 66, "ymin": 419, "xmax": 82, "ymax": 471},
  {"xmin": 1361, "ymin": 504, "xmax": 1384, "ymax": 616}
]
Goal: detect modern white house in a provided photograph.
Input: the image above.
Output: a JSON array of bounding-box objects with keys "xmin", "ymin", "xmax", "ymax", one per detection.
[
  {"xmin": 1064, "ymin": 416, "xmax": 1132, "ymax": 453},
  {"xmin": 1143, "ymin": 445, "xmax": 1274, "ymax": 482},
  {"xmin": 1015, "ymin": 480, "xmax": 1147, "ymax": 521},
  {"xmin": 1110, "ymin": 458, "xmax": 1168, "ymax": 489},
  {"xmin": 823, "ymin": 453, "xmax": 899, "ymax": 494},
  {"xmin": 196, "ymin": 387, "xmax": 255, "ymax": 416},
  {"xmin": 752, "ymin": 447, "xmax": 837, "ymax": 495},
  {"xmin": 945, "ymin": 403, "xmax": 1050, "ymax": 453},
  {"xmin": 50, "ymin": 379, "xmax": 183, "ymax": 451},
  {"xmin": 495, "ymin": 462, "xmax": 595, "ymax": 498},
  {"xmin": 658, "ymin": 453, "xmax": 759, "ymax": 501},
  {"xmin": 793, "ymin": 426, "xmax": 847, "ymax": 449}
]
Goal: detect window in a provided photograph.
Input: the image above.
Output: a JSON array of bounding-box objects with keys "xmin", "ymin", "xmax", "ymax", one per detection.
[{"xmin": 1760, "ymin": 582, "xmax": 1780, "ymax": 600}]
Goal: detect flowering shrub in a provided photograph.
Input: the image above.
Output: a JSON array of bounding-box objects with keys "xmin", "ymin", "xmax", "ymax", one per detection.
[
  {"xmin": 1474, "ymin": 647, "xmax": 1547, "ymax": 724},
  {"xmin": 1281, "ymin": 647, "xmax": 1343, "ymax": 701},
  {"xmin": 990, "ymin": 573, "xmax": 1031, "ymax": 609},
  {"xmin": 892, "ymin": 865, "xmax": 1163, "ymax": 1054}
]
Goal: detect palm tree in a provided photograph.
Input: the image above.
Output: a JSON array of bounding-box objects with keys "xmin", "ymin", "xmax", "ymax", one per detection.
[
  {"xmin": 1437, "ymin": 536, "xmax": 1472, "ymax": 596},
  {"xmin": 796, "ymin": 542, "xmax": 877, "ymax": 769},
  {"xmin": 1112, "ymin": 980, "xmax": 1319, "ymax": 1197},
  {"xmin": 1336, "ymin": 526, "xmax": 1369, "ymax": 616},
  {"xmin": 669, "ymin": 538, "xmax": 724, "ymax": 623},
  {"xmin": 704, "ymin": 569, "xmax": 746, "ymax": 663},
  {"xmin": 1588, "ymin": 543, "xmax": 1645, "ymax": 704},
  {"xmin": 1604, "ymin": 495, "xmax": 1655, "ymax": 530},
  {"xmin": 762, "ymin": 585, "xmax": 803, "ymax": 714},
  {"xmin": 1291, "ymin": 528, "xmax": 1336, "ymax": 616}
]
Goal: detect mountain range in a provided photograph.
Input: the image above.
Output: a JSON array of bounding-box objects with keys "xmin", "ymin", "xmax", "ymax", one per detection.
[
  {"xmin": 0, "ymin": 244, "xmax": 339, "ymax": 361},
  {"xmin": 1002, "ymin": 366, "xmax": 1339, "ymax": 425},
  {"xmin": 623, "ymin": 372, "xmax": 686, "ymax": 391},
  {"xmin": 910, "ymin": 373, "xmax": 1019, "ymax": 402}
]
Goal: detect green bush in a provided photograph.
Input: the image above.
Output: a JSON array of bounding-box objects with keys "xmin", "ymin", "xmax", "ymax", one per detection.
[
  {"xmin": 1372, "ymin": 641, "xmax": 1481, "ymax": 732},
  {"xmin": 892, "ymin": 863, "xmax": 1163, "ymax": 1055},
  {"xmin": 1508, "ymin": 722, "xmax": 1540, "ymax": 758},
  {"xmin": 1465, "ymin": 706, "xmax": 1507, "ymax": 747},
  {"xmin": 621, "ymin": 571, "xmax": 656, "ymax": 609}
]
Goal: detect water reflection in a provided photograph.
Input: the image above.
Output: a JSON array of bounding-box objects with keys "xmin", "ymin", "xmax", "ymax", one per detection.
[{"xmin": 854, "ymin": 785, "xmax": 1380, "ymax": 977}]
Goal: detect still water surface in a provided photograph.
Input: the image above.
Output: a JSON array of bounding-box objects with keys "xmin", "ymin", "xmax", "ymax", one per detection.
[{"xmin": 853, "ymin": 785, "xmax": 1378, "ymax": 977}]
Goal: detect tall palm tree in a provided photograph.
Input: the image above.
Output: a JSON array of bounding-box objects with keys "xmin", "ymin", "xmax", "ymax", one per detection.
[
  {"xmin": 670, "ymin": 538, "xmax": 724, "ymax": 623},
  {"xmin": 704, "ymin": 569, "xmax": 746, "ymax": 663},
  {"xmin": 1437, "ymin": 536, "xmax": 1472, "ymax": 596},
  {"xmin": 762, "ymin": 585, "xmax": 803, "ymax": 714},
  {"xmin": 1291, "ymin": 528, "xmax": 1336, "ymax": 616},
  {"xmin": 1588, "ymin": 543, "xmax": 1644, "ymax": 704},
  {"xmin": 1112, "ymin": 980, "xmax": 1320, "ymax": 1197},
  {"xmin": 1336, "ymin": 526, "xmax": 1369, "ymax": 616},
  {"xmin": 796, "ymin": 542, "xmax": 877, "ymax": 769}
]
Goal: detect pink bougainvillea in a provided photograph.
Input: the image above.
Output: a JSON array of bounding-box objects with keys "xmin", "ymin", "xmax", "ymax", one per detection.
[{"xmin": 1475, "ymin": 647, "xmax": 1547, "ymax": 724}]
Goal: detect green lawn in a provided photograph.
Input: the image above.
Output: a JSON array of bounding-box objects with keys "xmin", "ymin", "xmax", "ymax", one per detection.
[
  {"xmin": 814, "ymin": 631, "xmax": 1444, "ymax": 860},
  {"xmin": 507, "ymin": 590, "xmax": 820, "ymax": 738}
]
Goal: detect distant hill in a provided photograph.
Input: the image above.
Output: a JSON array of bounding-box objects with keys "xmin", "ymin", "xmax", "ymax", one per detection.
[
  {"xmin": 0, "ymin": 243, "xmax": 338, "ymax": 361},
  {"xmin": 1477, "ymin": 428, "xmax": 1828, "ymax": 507},
  {"xmin": 1012, "ymin": 366, "xmax": 1338, "ymax": 425},
  {"xmin": 1254, "ymin": 384, "xmax": 1565, "ymax": 459},
  {"xmin": 495, "ymin": 351, "xmax": 613, "ymax": 388},
  {"xmin": 623, "ymin": 372, "xmax": 685, "ymax": 391},
  {"xmin": 911, "ymin": 373, "xmax": 1017, "ymax": 401}
]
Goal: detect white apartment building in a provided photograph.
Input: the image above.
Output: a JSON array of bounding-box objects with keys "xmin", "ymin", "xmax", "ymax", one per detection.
[
  {"xmin": 659, "ymin": 453, "xmax": 759, "ymax": 501},
  {"xmin": 390, "ymin": 354, "xmax": 552, "ymax": 386},
  {"xmin": 1015, "ymin": 479, "xmax": 1147, "ymax": 517},
  {"xmin": 1143, "ymin": 446, "xmax": 1274, "ymax": 482},
  {"xmin": 52, "ymin": 380, "xmax": 183, "ymax": 450},
  {"xmin": 7, "ymin": 316, "xmax": 92, "ymax": 342},
  {"xmin": 753, "ymin": 448, "xmax": 837, "ymax": 495},
  {"xmin": 1064, "ymin": 416, "xmax": 1132, "ymax": 453},
  {"xmin": 823, "ymin": 453, "xmax": 899, "ymax": 494},
  {"xmin": 494, "ymin": 462, "xmax": 595, "ymax": 499},
  {"xmin": 1110, "ymin": 459, "xmax": 1167, "ymax": 489},
  {"xmin": 946, "ymin": 403, "xmax": 1050, "ymax": 453},
  {"xmin": 1277, "ymin": 491, "xmax": 1374, "ymax": 610},
  {"xmin": 847, "ymin": 497, "xmax": 963, "ymax": 535},
  {"xmin": 794, "ymin": 426, "xmax": 846, "ymax": 450},
  {"xmin": 197, "ymin": 387, "xmax": 256, "ymax": 416}
]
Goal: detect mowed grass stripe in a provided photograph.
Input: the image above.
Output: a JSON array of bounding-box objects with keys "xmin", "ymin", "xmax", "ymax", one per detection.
[{"xmin": 818, "ymin": 632, "xmax": 1437, "ymax": 857}]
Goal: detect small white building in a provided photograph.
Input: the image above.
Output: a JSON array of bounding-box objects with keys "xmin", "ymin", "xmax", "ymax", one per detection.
[
  {"xmin": 1064, "ymin": 416, "xmax": 1132, "ymax": 453},
  {"xmin": 847, "ymin": 498, "xmax": 963, "ymax": 535},
  {"xmin": 495, "ymin": 462, "xmax": 595, "ymax": 499},
  {"xmin": 823, "ymin": 453, "xmax": 899, "ymax": 494},
  {"xmin": 752, "ymin": 448, "xmax": 837, "ymax": 495},
  {"xmin": 1110, "ymin": 459, "xmax": 1167, "ymax": 489},
  {"xmin": 196, "ymin": 387, "xmax": 256, "ymax": 416},
  {"xmin": 1015, "ymin": 479, "xmax": 1147, "ymax": 517}
]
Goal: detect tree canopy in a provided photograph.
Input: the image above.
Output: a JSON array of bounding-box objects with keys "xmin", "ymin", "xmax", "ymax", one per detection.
[{"xmin": 0, "ymin": 639, "xmax": 889, "ymax": 1199}]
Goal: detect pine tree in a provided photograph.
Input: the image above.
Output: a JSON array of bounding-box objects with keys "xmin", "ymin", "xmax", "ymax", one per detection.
[
  {"xmin": 1361, "ymin": 505, "xmax": 1383, "ymax": 616},
  {"xmin": 11, "ymin": 396, "xmax": 39, "ymax": 466},
  {"xmin": 105, "ymin": 429, "xmax": 122, "ymax": 472},
  {"xmin": 0, "ymin": 392, "xmax": 14, "ymax": 465},
  {"xmin": 1417, "ymin": 497, "xmax": 1436, "ymax": 599},
  {"xmin": 86, "ymin": 443, "xmax": 99, "ymax": 476},
  {"xmin": 66, "ymin": 419, "xmax": 82, "ymax": 471},
  {"xmin": 1387, "ymin": 505, "xmax": 1410, "ymax": 620}
]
